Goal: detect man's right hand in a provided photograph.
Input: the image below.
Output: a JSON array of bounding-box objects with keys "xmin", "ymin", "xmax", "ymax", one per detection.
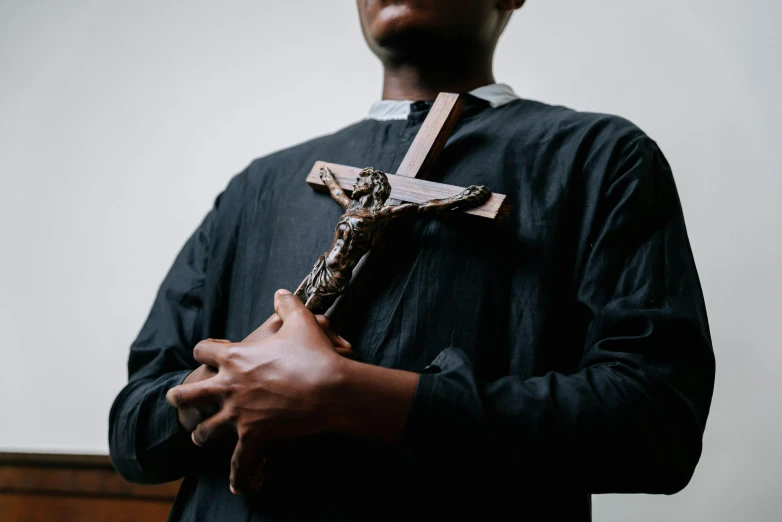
[
  {"xmin": 174, "ymin": 312, "xmax": 353, "ymax": 432},
  {"xmin": 177, "ymin": 359, "xmax": 223, "ymax": 431}
]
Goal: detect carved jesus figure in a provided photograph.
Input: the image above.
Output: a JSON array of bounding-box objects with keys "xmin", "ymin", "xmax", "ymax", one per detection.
[{"xmin": 295, "ymin": 166, "xmax": 490, "ymax": 314}]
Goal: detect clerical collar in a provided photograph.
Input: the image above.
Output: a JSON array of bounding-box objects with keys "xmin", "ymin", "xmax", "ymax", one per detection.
[{"xmin": 367, "ymin": 83, "xmax": 519, "ymax": 121}]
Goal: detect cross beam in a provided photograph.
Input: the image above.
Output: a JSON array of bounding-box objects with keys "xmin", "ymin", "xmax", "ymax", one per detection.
[{"xmin": 306, "ymin": 162, "xmax": 508, "ymax": 220}]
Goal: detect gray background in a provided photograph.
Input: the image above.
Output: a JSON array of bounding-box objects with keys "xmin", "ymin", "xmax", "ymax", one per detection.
[{"xmin": 1, "ymin": 1, "xmax": 780, "ymax": 520}]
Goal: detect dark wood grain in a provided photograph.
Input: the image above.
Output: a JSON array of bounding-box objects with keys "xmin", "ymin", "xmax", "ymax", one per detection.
[
  {"xmin": 0, "ymin": 494, "xmax": 173, "ymax": 522},
  {"xmin": 306, "ymin": 161, "xmax": 508, "ymax": 221},
  {"xmin": 0, "ymin": 452, "xmax": 180, "ymax": 522},
  {"xmin": 395, "ymin": 92, "xmax": 464, "ymax": 179},
  {"xmin": 0, "ymin": 452, "xmax": 180, "ymax": 499},
  {"xmin": 0, "ymin": 466, "xmax": 180, "ymax": 500},
  {"xmin": 0, "ymin": 453, "xmax": 112, "ymax": 469}
]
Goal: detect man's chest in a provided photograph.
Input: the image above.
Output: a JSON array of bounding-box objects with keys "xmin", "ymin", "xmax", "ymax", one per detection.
[{"xmin": 217, "ymin": 124, "xmax": 586, "ymax": 375}]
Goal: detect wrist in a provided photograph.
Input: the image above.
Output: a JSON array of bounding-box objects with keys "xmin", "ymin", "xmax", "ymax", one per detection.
[
  {"xmin": 321, "ymin": 357, "xmax": 361, "ymax": 434},
  {"xmin": 321, "ymin": 356, "xmax": 420, "ymax": 445}
]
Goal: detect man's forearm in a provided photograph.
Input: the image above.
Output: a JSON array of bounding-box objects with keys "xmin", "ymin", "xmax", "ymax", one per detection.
[
  {"xmin": 326, "ymin": 358, "xmax": 420, "ymax": 445},
  {"xmin": 109, "ymin": 370, "xmax": 197, "ymax": 484}
]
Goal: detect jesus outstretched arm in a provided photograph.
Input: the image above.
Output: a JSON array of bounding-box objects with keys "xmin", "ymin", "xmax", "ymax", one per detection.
[{"xmin": 319, "ymin": 166, "xmax": 352, "ymax": 209}]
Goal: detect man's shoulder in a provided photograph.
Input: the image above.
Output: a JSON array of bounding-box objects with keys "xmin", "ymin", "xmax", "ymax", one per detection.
[
  {"xmin": 247, "ymin": 120, "xmax": 371, "ymax": 178},
  {"xmin": 216, "ymin": 118, "xmax": 371, "ymax": 206},
  {"xmin": 496, "ymin": 98, "xmax": 663, "ymax": 185},
  {"xmin": 500, "ymin": 98, "xmax": 650, "ymax": 149}
]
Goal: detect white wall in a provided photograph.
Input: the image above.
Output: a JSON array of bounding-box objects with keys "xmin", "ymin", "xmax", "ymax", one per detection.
[{"xmin": 1, "ymin": 1, "xmax": 779, "ymax": 520}]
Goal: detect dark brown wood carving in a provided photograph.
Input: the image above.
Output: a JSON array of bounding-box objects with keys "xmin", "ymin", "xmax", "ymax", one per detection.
[
  {"xmin": 295, "ymin": 166, "xmax": 490, "ymax": 314},
  {"xmin": 301, "ymin": 92, "xmax": 509, "ymax": 318}
]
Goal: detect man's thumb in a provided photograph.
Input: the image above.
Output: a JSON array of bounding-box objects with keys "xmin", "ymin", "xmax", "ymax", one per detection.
[
  {"xmin": 273, "ymin": 289, "xmax": 306, "ymax": 321},
  {"xmin": 243, "ymin": 313, "xmax": 282, "ymax": 343}
]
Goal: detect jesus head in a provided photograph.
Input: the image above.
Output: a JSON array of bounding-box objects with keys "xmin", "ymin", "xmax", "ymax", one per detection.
[{"xmin": 353, "ymin": 167, "xmax": 393, "ymax": 209}]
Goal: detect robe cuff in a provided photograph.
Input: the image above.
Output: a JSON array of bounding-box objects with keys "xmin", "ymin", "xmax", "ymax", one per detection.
[
  {"xmin": 403, "ymin": 348, "xmax": 489, "ymax": 459},
  {"xmin": 127, "ymin": 369, "xmax": 195, "ymax": 481},
  {"xmin": 141, "ymin": 370, "xmax": 193, "ymax": 449}
]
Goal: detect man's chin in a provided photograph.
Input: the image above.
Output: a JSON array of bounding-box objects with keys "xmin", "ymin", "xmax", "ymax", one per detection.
[{"xmin": 365, "ymin": 2, "xmax": 443, "ymax": 48}]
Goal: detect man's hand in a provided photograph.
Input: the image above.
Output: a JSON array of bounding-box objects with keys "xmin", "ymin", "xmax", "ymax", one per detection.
[
  {"xmin": 166, "ymin": 289, "xmax": 351, "ymax": 494},
  {"xmin": 171, "ymin": 312, "xmax": 352, "ymax": 432},
  {"xmin": 176, "ymin": 355, "xmax": 222, "ymax": 432}
]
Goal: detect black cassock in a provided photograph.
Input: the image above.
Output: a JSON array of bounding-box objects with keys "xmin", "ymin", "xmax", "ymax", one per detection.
[{"xmin": 109, "ymin": 95, "xmax": 715, "ymax": 521}]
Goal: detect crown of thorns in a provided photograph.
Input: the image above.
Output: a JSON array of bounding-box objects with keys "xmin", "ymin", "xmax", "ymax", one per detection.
[{"xmin": 358, "ymin": 167, "xmax": 392, "ymax": 204}]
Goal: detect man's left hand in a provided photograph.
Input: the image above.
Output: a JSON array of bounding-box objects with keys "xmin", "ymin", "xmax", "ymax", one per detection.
[{"xmin": 166, "ymin": 289, "xmax": 349, "ymax": 494}]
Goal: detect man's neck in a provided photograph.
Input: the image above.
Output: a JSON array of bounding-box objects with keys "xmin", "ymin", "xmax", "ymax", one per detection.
[{"xmin": 381, "ymin": 58, "xmax": 495, "ymax": 101}]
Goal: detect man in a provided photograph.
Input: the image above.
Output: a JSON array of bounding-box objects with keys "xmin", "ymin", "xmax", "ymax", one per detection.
[{"xmin": 109, "ymin": 1, "xmax": 716, "ymax": 520}]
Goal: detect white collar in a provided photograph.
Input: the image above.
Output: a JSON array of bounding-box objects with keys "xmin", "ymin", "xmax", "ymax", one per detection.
[{"xmin": 367, "ymin": 83, "xmax": 519, "ymax": 121}]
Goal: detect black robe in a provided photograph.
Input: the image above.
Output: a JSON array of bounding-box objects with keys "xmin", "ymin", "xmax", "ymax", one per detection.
[{"xmin": 109, "ymin": 94, "xmax": 715, "ymax": 521}]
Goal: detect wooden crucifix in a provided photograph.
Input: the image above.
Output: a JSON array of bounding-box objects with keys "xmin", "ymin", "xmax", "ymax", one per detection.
[{"xmin": 295, "ymin": 93, "xmax": 508, "ymax": 317}]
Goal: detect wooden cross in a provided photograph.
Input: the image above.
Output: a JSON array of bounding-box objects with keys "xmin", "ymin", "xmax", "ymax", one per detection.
[
  {"xmin": 306, "ymin": 93, "xmax": 508, "ymax": 220},
  {"xmin": 303, "ymin": 93, "xmax": 508, "ymax": 318}
]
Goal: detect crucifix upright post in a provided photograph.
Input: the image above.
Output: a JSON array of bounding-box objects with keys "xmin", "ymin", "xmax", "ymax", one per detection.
[{"xmin": 388, "ymin": 92, "xmax": 467, "ymax": 192}]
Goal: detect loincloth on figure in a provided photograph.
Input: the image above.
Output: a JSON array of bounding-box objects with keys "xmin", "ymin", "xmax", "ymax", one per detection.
[{"xmin": 301, "ymin": 255, "xmax": 349, "ymax": 299}]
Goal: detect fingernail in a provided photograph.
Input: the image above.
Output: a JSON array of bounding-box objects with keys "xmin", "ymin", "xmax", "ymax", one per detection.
[
  {"xmin": 230, "ymin": 485, "xmax": 239, "ymax": 495},
  {"xmin": 337, "ymin": 335, "xmax": 351, "ymax": 347},
  {"xmin": 277, "ymin": 289, "xmax": 291, "ymax": 295},
  {"xmin": 191, "ymin": 432, "xmax": 201, "ymax": 447}
]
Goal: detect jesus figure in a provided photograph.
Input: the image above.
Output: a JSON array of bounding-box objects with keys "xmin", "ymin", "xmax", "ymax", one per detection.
[{"xmin": 296, "ymin": 166, "xmax": 490, "ymax": 314}]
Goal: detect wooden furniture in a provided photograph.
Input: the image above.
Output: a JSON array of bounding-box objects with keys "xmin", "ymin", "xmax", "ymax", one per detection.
[{"xmin": 0, "ymin": 452, "xmax": 181, "ymax": 522}]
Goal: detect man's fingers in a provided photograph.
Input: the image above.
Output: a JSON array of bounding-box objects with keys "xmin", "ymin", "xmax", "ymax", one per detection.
[
  {"xmin": 269, "ymin": 291, "xmax": 345, "ymax": 346},
  {"xmin": 178, "ymin": 404, "xmax": 218, "ymax": 432},
  {"xmin": 166, "ymin": 380, "xmax": 222, "ymax": 410},
  {"xmin": 230, "ymin": 436, "xmax": 263, "ymax": 495},
  {"xmin": 315, "ymin": 315, "xmax": 351, "ymax": 349},
  {"xmin": 249, "ymin": 456, "xmax": 266, "ymax": 491},
  {"xmin": 192, "ymin": 339, "xmax": 230, "ymax": 367},
  {"xmin": 191, "ymin": 409, "xmax": 234, "ymax": 447},
  {"xmin": 273, "ymin": 289, "xmax": 310, "ymax": 323},
  {"xmin": 315, "ymin": 314, "xmax": 330, "ymax": 329},
  {"xmin": 243, "ymin": 313, "xmax": 283, "ymax": 343},
  {"xmin": 334, "ymin": 347, "xmax": 356, "ymax": 359}
]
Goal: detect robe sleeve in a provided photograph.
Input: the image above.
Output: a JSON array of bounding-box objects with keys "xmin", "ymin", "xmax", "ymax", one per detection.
[
  {"xmin": 403, "ymin": 135, "xmax": 716, "ymax": 494},
  {"xmin": 109, "ymin": 174, "xmax": 242, "ymax": 484}
]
